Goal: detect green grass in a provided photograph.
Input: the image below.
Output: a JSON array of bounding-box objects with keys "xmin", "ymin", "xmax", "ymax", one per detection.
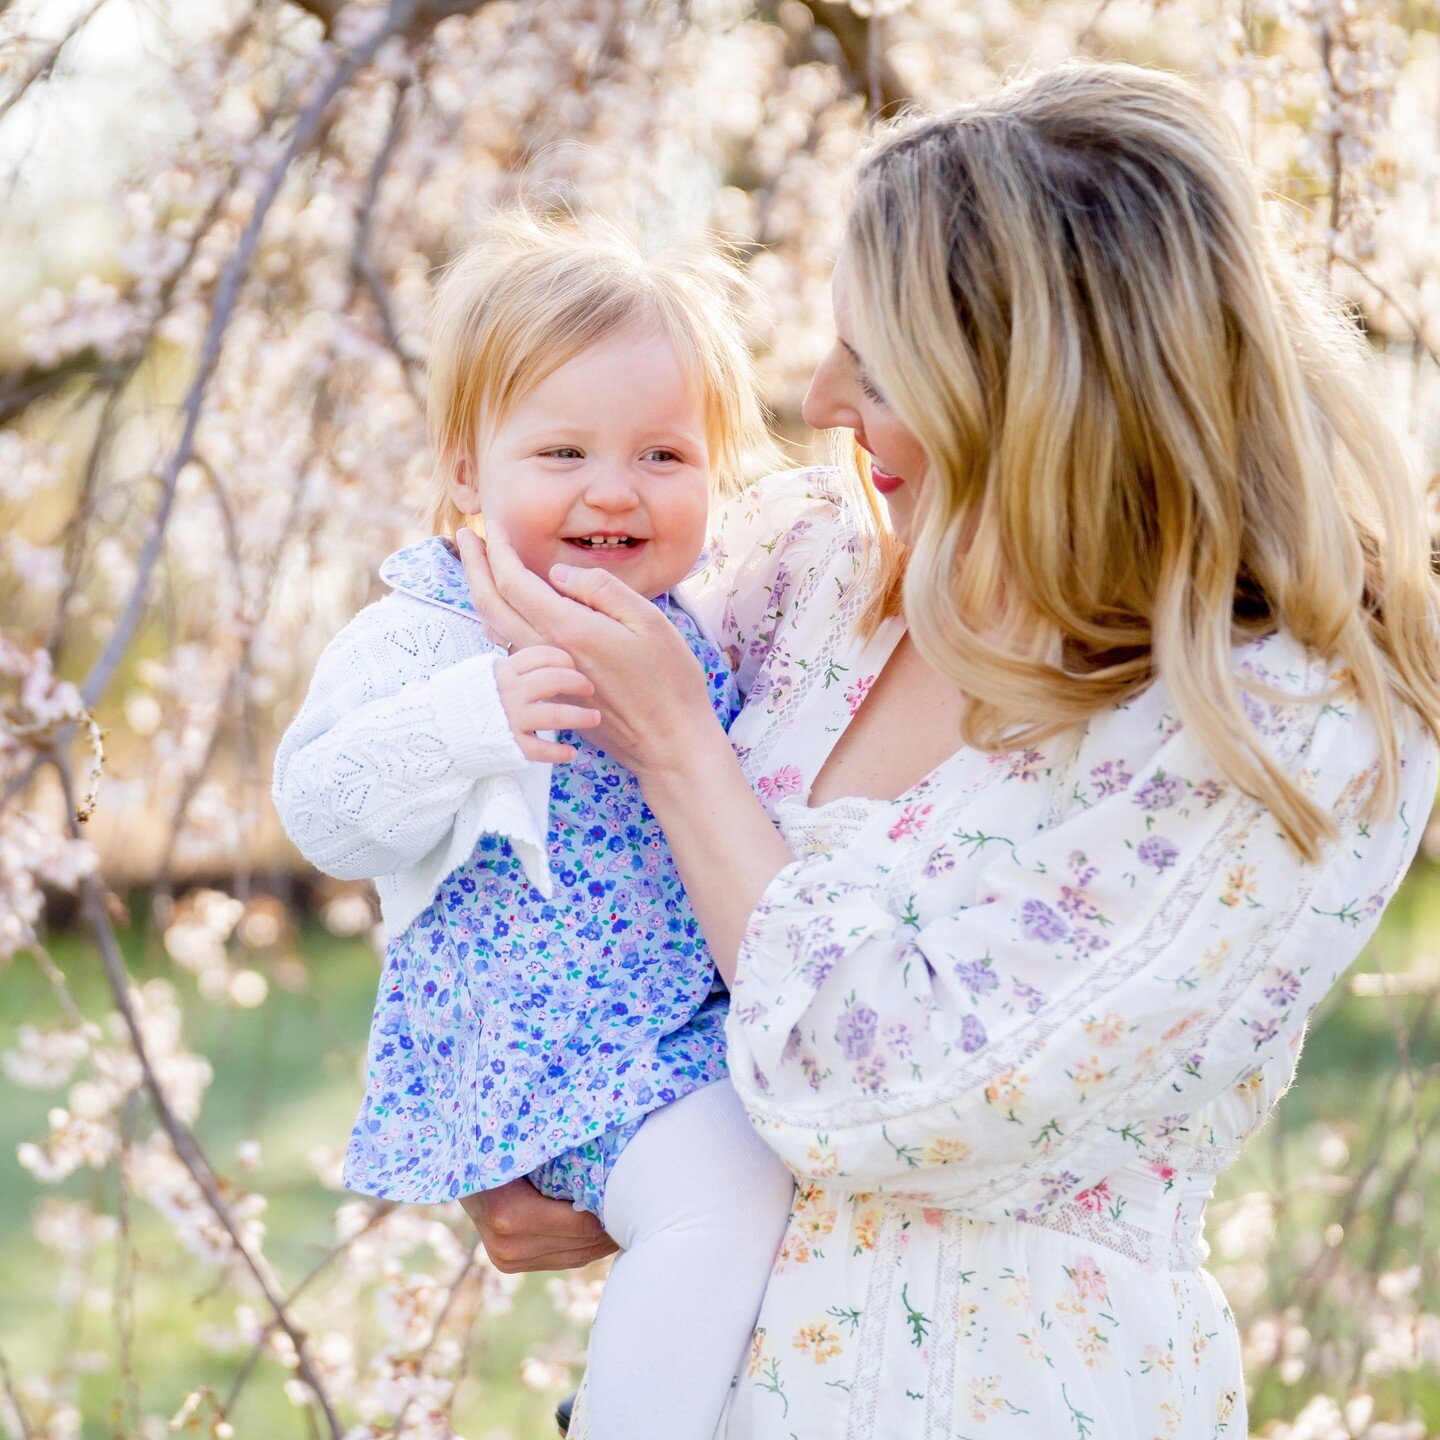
[{"xmin": 3, "ymin": 863, "xmax": 1439, "ymax": 1437}]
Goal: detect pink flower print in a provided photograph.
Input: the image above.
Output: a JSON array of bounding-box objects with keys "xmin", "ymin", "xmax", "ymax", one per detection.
[
  {"xmin": 844, "ymin": 674, "xmax": 875, "ymax": 714},
  {"xmin": 757, "ymin": 765, "xmax": 803, "ymax": 800},
  {"xmin": 887, "ymin": 802, "xmax": 933, "ymax": 840},
  {"xmin": 1149, "ymin": 1160, "xmax": 1177, "ymax": 1186},
  {"xmin": 1067, "ymin": 1254, "xmax": 1110, "ymax": 1302},
  {"xmin": 1073, "ymin": 1179, "xmax": 1112, "ymax": 1213}
]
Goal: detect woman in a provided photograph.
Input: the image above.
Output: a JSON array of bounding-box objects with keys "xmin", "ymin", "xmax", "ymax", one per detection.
[{"xmin": 459, "ymin": 62, "xmax": 1440, "ymax": 1436}]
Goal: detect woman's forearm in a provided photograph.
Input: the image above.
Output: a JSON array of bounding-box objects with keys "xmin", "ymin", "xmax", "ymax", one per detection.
[{"xmin": 639, "ymin": 727, "xmax": 795, "ymax": 985}]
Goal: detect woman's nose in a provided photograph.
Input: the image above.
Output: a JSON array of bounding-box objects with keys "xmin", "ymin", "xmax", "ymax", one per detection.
[{"xmin": 802, "ymin": 345, "xmax": 858, "ymax": 433}]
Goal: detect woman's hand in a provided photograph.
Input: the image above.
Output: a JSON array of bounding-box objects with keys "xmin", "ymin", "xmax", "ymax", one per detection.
[
  {"xmin": 456, "ymin": 526, "xmax": 722, "ymax": 782},
  {"xmin": 460, "ymin": 1180, "xmax": 618, "ymax": 1273}
]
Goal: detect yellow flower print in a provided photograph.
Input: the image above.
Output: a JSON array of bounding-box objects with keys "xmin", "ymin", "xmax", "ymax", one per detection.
[
  {"xmin": 966, "ymin": 1376, "xmax": 1006, "ymax": 1422},
  {"xmin": 1077, "ymin": 1323, "xmax": 1111, "ymax": 1367},
  {"xmin": 1234, "ymin": 1069, "xmax": 1264, "ymax": 1097},
  {"xmin": 1219, "ymin": 864, "xmax": 1258, "ymax": 908},
  {"xmin": 852, "ymin": 1205, "xmax": 881, "ymax": 1254},
  {"xmin": 1019, "ymin": 1326, "xmax": 1047, "ymax": 1362},
  {"xmin": 985, "ymin": 1068, "xmax": 1029, "ymax": 1113},
  {"xmin": 805, "ymin": 1144, "xmax": 839, "ymax": 1177},
  {"xmin": 999, "ymin": 1271, "xmax": 1032, "ymax": 1312},
  {"xmin": 792, "ymin": 1184, "xmax": 836, "ymax": 1240},
  {"xmin": 1141, "ymin": 1342, "xmax": 1175, "ymax": 1375},
  {"xmin": 957, "ymin": 1300, "xmax": 980, "ymax": 1340},
  {"xmin": 774, "ymin": 1233, "xmax": 812, "ymax": 1272},
  {"xmin": 747, "ymin": 1328, "xmax": 767, "ymax": 1378},
  {"xmin": 1191, "ymin": 1320, "xmax": 1210, "ymax": 1357},
  {"xmin": 1200, "ymin": 938, "xmax": 1231, "ymax": 975},
  {"xmin": 1216, "ymin": 1389, "xmax": 1239, "ymax": 1426},
  {"xmin": 1084, "ymin": 1011, "xmax": 1126, "ymax": 1046},
  {"xmin": 923, "ymin": 1137, "xmax": 973, "ymax": 1166},
  {"xmin": 1070, "ymin": 1055, "xmax": 1109, "ymax": 1092},
  {"xmin": 1158, "ymin": 1399, "xmax": 1182, "ymax": 1435},
  {"xmin": 792, "ymin": 1321, "xmax": 843, "ymax": 1364}
]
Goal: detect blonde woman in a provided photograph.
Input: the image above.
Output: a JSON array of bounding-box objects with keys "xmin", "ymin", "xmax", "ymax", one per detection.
[{"xmin": 460, "ymin": 63, "xmax": 1440, "ymax": 1436}]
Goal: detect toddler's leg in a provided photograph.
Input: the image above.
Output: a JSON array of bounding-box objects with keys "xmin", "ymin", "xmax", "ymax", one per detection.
[{"xmin": 582, "ymin": 1079, "xmax": 794, "ymax": 1440}]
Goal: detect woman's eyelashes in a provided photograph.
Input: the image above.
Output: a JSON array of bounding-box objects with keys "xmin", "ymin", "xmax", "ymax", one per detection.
[{"xmin": 858, "ymin": 373, "xmax": 885, "ymax": 404}]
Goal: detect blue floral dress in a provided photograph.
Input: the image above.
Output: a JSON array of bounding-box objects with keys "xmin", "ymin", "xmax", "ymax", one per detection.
[{"xmin": 342, "ymin": 537, "xmax": 739, "ymax": 1213}]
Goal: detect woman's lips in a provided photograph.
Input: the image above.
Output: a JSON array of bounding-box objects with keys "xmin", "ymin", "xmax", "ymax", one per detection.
[{"xmin": 869, "ymin": 464, "xmax": 904, "ymax": 495}]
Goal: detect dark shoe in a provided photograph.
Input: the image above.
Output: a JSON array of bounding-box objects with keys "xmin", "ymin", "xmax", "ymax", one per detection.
[{"xmin": 556, "ymin": 1390, "xmax": 577, "ymax": 1436}]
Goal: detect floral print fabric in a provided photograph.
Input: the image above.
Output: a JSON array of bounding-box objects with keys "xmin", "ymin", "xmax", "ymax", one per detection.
[
  {"xmin": 665, "ymin": 471, "xmax": 1436, "ymax": 1438},
  {"xmin": 343, "ymin": 537, "xmax": 739, "ymax": 1209}
]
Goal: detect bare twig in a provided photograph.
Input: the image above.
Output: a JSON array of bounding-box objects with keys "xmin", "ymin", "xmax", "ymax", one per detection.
[
  {"xmin": 79, "ymin": 0, "xmax": 420, "ymax": 712},
  {"xmin": 0, "ymin": 0, "xmax": 114, "ymax": 130},
  {"xmin": 349, "ymin": 76, "xmax": 424, "ymax": 404},
  {"xmin": 0, "ymin": 1345, "xmax": 37, "ymax": 1440},
  {"xmin": 218, "ymin": 1201, "xmax": 396, "ymax": 1421},
  {"xmin": 57, "ymin": 757, "xmax": 348, "ymax": 1440},
  {"xmin": 1333, "ymin": 253, "xmax": 1440, "ymax": 370}
]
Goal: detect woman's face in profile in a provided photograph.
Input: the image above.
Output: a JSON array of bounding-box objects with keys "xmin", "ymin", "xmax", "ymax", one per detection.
[{"xmin": 803, "ymin": 252, "xmax": 929, "ymax": 543}]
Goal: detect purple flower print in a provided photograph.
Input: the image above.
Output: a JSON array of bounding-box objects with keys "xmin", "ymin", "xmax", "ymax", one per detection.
[
  {"xmin": 837, "ymin": 1004, "xmax": 879, "ymax": 1060},
  {"xmin": 1262, "ymin": 969, "xmax": 1301, "ymax": 1007},
  {"xmin": 801, "ymin": 942, "xmax": 845, "ymax": 987},
  {"xmin": 1089, "ymin": 759, "xmax": 1134, "ymax": 797},
  {"xmin": 1021, "ymin": 898, "xmax": 1070, "ymax": 944},
  {"xmin": 923, "ymin": 845, "xmax": 957, "ymax": 878},
  {"xmin": 1134, "ymin": 772, "xmax": 1184, "ymax": 812},
  {"xmin": 1136, "ymin": 836, "xmax": 1180, "ymax": 871},
  {"xmin": 1012, "ymin": 979, "xmax": 1047, "ymax": 1014},
  {"xmin": 954, "ymin": 957, "xmax": 1000, "ymax": 997},
  {"xmin": 959, "ymin": 1013, "xmax": 988, "ymax": 1053}
]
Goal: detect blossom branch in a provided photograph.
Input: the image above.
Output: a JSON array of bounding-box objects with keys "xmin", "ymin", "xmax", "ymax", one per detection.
[{"xmin": 79, "ymin": 0, "xmax": 420, "ymax": 712}]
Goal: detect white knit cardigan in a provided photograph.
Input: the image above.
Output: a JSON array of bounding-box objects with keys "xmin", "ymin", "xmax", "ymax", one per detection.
[{"xmin": 271, "ymin": 588, "xmax": 553, "ymax": 938}]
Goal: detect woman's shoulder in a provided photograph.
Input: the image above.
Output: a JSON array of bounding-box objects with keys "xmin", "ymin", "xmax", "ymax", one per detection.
[
  {"xmin": 1070, "ymin": 626, "xmax": 1434, "ymax": 824},
  {"xmin": 704, "ymin": 466, "xmax": 860, "ymax": 572}
]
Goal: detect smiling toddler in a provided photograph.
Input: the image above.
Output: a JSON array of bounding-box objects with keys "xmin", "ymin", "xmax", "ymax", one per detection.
[{"xmin": 272, "ymin": 210, "xmax": 793, "ymax": 1439}]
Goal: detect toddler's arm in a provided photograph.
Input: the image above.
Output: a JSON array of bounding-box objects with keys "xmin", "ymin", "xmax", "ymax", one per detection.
[{"xmin": 272, "ymin": 593, "xmax": 529, "ymax": 881}]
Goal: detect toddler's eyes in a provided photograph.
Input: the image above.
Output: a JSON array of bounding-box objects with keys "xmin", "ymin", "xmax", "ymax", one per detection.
[
  {"xmin": 643, "ymin": 448, "xmax": 682, "ymax": 464},
  {"xmin": 540, "ymin": 447, "xmax": 584, "ymax": 460}
]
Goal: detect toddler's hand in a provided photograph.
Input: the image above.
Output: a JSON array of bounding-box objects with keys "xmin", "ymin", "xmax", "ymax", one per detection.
[{"xmin": 494, "ymin": 646, "xmax": 600, "ymax": 763}]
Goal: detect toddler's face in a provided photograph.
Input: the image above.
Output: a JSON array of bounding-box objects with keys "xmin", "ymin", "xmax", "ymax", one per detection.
[{"xmin": 455, "ymin": 329, "xmax": 711, "ymax": 601}]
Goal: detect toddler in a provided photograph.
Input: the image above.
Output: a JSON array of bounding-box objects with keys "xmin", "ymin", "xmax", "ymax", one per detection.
[{"xmin": 272, "ymin": 211, "xmax": 794, "ymax": 1439}]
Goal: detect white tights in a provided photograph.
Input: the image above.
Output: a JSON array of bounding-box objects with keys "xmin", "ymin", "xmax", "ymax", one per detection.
[{"xmin": 572, "ymin": 1079, "xmax": 795, "ymax": 1440}]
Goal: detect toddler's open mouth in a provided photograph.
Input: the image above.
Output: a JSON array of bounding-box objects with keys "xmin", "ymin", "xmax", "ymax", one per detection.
[{"xmin": 564, "ymin": 533, "xmax": 648, "ymax": 559}]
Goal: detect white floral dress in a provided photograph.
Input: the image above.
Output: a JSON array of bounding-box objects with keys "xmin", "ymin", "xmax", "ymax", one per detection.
[{"xmin": 662, "ymin": 470, "xmax": 1434, "ymax": 1440}]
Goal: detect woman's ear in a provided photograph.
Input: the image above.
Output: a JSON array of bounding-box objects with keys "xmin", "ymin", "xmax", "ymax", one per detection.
[{"xmin": 448, "ymin": 450, "xmax": 483, "ymax": 517}]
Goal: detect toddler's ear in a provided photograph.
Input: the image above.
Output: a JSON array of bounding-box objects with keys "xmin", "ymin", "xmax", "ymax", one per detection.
[{"xmin": 448, "ymin": 451, "xmax": 484, "ymax": 516}]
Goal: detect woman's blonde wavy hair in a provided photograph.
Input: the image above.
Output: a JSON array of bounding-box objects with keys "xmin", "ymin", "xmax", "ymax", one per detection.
[
  {"xmin": 844, "ymin": 60, "xmax": 1440, "ymax": 862},
  {"xmin": 425, "ymin": 205, "xmax": 777, "ymax": 536}
]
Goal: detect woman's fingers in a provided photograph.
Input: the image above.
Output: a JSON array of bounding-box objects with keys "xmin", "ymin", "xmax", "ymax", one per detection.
[
  {"xmin": 549, "ymin": 560, "xmax": 658, "ymax": 630},
  {"xmin": 456, "ymin": 528, "xmax": 540, "ymax": 649},
  {"xmin": 485, "ymin": 523, "xmax": 592, "ymax": 635}
]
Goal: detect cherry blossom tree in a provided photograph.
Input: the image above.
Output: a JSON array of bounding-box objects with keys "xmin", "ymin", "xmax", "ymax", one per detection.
[{"xmin": 1, "ymin": 0, "xmax": 1437, "ymax": 1436}]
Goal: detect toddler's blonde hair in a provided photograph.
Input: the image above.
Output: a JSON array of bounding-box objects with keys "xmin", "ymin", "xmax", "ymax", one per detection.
[{"xmin": 425, "ymin": 206, "xmax": 777, "ymax": 536}]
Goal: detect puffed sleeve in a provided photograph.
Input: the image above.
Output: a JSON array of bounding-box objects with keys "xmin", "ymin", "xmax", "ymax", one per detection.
[
  {"xmin": 726, "ymin": 667, "xmax": 1436, "ymax": 1218},
  {"xmin": 679, "ymin": 468, "xmax": 856, "ymax": 698}
]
